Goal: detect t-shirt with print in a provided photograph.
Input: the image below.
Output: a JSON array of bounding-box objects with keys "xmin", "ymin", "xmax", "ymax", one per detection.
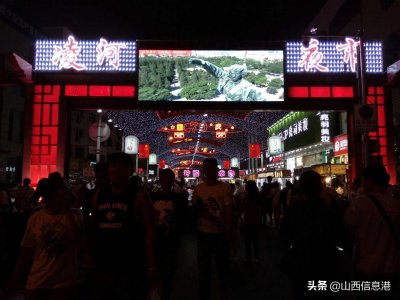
[
  {"xmin": 193, "ymin": 182, "xmax": 232, "ymax": 234},
  {"xmin": 93, "ymin": 185, "xmax": 145, "ymax": 272},
  {"xmin": 154, "ymin": 199, "xmax": 174, "ymax": 238},
  {"xmin": 22, "ymin": 208, "xmax": 83, "ymax": 290}
]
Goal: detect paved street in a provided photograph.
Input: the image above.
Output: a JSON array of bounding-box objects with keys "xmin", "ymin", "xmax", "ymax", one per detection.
[
  {"xmin": 0, "ymin": 221, "xmax": 355, "ymax": 300},
  {"xmin": 171, "ymin": 226, "xmax": 293, "ymax": 300},
  {"xmin": 171, "ymin": 225, "xmax": 355, "ymax": 300}
]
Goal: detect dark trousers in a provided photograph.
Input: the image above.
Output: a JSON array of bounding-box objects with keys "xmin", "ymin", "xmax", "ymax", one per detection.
[
  {"xmin": 197, "ymin": 231, "xmax": 230, "ymax": 300},
  {"xmin": 243, "ymin": 224, "xmax": 260, "ymax": 261}
]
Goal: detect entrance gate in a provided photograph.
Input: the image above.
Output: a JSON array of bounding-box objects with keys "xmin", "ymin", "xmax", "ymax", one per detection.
[{"xmin": 23, "ymin": 37, "xmax": 395, "ymax": 185}]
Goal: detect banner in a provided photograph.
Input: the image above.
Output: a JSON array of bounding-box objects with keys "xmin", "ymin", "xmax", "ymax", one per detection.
[
  {"xmin": 249, "ymin": 144, "xmax": 261, "ymax": 158},
  {"xmin": 159, "ymin": 159, "xmax": 166, "ymax": 169},
  {"xmin": 138, "ymin": 144, "xmax": 150, "ymax": 158},
  {"xmin": 223, "ymin": 160, "xmax": 230, "ymax": 169}
]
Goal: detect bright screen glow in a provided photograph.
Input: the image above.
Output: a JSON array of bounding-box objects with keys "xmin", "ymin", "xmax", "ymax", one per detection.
[{"xmin": 139, "ymin": 50, "xmax": 284, "ymax": 101}]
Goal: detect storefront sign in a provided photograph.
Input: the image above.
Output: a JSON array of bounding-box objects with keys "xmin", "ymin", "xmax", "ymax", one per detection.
[
  {"xmin": 330, "ymin": 164, "xmax": 347, "ymax": 175},
  {"xmin": 276, "ymin": 118, "xmax": 309, "ymax": 141},
  {"xmin": 320, "ymin": 113, "xmax": 330, "ymax": 143},
  {"xmin": 313, "ymin": 164, "xmax": 331, "ymax": 175},
  {"xmin": 313, "ymin": 164, "xmax": 347, "ymax": 175},
  {"xmin": 269, "ymin": 112, "xmax": 332, "ymax": 153},
  {"xmin": 275, "ymin": 170, "xmax": 292, "ymax": 178},
  {"xmin": 333, "ymin": 134, "xmax": 348, "ymax": 156}
]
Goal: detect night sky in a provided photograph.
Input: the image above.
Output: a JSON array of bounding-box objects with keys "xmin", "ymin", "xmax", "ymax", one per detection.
[
  {"xmin": 2, "ymin": 0, "xmax": 330, "ymax": 163},
  {"xmin": 3, "ymin": 0, "xmax": 329, "ymax": 41}
]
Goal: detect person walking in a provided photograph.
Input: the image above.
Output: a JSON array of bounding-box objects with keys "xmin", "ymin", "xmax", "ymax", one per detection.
[
  {"xmin": 280, "ymin": 170, "xmax": 346, "ymax": 300},
  {"xmin": 242, "ymin": 180, "xmax": 263, "ymax": 264},
  {"xmin": 151, "ymin": 168, "xmax": 187, "ymax": 300},
  {"xmin": 13, "ymin": 178, "xmax": 35, "ymax": 212},
  {"xmin": 345, "ymin": 164, "xmax": 400, "ymax": 300},
  {"xmin": 88, "ymin": 152, "xmax": 156, "ymax": 300},
  {"xmin": 192, "ymin": 158, "xmax": 232, "ymax": 300},
  {"xmin": 6, "ymin": 172, "xmax": 84, "ymax": 300}
]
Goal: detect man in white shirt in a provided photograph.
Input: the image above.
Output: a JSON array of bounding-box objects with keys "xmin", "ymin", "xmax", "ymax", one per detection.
[{"xmin": 192, "ymin": 158, "xmax": 232, "ymax": 300}]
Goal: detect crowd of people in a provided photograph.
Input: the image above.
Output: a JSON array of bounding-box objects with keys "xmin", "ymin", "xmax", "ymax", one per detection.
[{"xmin": 0, "ymin": 154, "xmax": 399, "ymax": 300}]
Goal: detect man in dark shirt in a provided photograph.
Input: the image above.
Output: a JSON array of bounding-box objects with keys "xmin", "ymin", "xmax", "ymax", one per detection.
[
  {"xmin": 151, "ymin": 168, "xmax": 188, "ymax": 300},
  {"xmin": 89, "ymin": 152, "xmax": 156, "ymax": 300}
]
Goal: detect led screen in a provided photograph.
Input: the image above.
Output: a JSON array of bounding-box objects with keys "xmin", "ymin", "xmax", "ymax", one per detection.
[{"xmin": 139, "ymin": 50, "xmax": 284, "ymax": 102}]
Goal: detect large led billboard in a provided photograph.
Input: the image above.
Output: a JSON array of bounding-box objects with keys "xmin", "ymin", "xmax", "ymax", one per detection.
[{"xmin": 138, "ymin": 50, "xmax": 284, "ymax": 102}]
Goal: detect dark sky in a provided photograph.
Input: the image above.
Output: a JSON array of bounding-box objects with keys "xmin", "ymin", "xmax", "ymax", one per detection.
[{"xmin": 3, "ymin": 0, "xmax": 328, "ymax": 41}]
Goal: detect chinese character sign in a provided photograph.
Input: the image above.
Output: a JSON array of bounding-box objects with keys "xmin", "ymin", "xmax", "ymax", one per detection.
[
  {"xmin": 333, "ymin": 134, "xmax": 348, "ymax": 156},
  {"xmin": 96, "ymin": 38, "xmax": 127, "ymax": 70},
  {"xmin": 320, "ymin": 113, "xmax": 331, "ymax": 143},
  {"xmin": 299, "ymin": 38, "xmax": 329, "ymax": 72},
  {"xmin": 277, "ymin": 118, "xmax": 309, "ymax": 142},
  {"xmin": 286, "ymin": 39, "xmax": 382, "ymax": 73},
  {"xmin": 336, "ymin": 37, "xmax": 359, "ymax": 72},
  {"xmin": 52, "ymin": 36, "xmax": 86, "ymax": 71},
  {"xmin": 35, "ymin": 36, "xmax": 136, "ymax": 72}
]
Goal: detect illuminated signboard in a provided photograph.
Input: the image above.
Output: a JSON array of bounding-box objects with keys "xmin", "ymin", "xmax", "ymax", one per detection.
[
  {"xmin": 216, "ymin": 131, "xmax": 227, "ymax": 139},
  {"xmin": 286, "ymin": 38, "xmax": 382, "ymax": 73},
  {"xmin": 173, "ymin": 132, "xmax": 185, "ymax": 139},
  {"xmin": 178, "ymin": 168, "xmax": 238, "ymax": 178},
  {"xmin": 179, "ymin": 169, "xmax": 201, "ymax": 178},
  {"xmin": 269, "ymin": 112, "xmax": 332, "ymax": 152},
  {"xmin": 333, "ymin": 134, "xmax": 348, "ymax": 156},
  {"xmin": 268, "ymin": 135, "xmax": 283, "ymax": 155},
  {"xmin": 320, "ymin": 113, "xmax": 330, "ymax": 143},
  {"xmin": 139, "ymin": 49, "xmax": 284, "ymax": 101},
  {"xmin": 35, "ymin": 36, "xmax": 136, "ymax": 72},
  {"xmin": 274, "ymin": 117, "xmax": 309, "ymax": 141}
]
